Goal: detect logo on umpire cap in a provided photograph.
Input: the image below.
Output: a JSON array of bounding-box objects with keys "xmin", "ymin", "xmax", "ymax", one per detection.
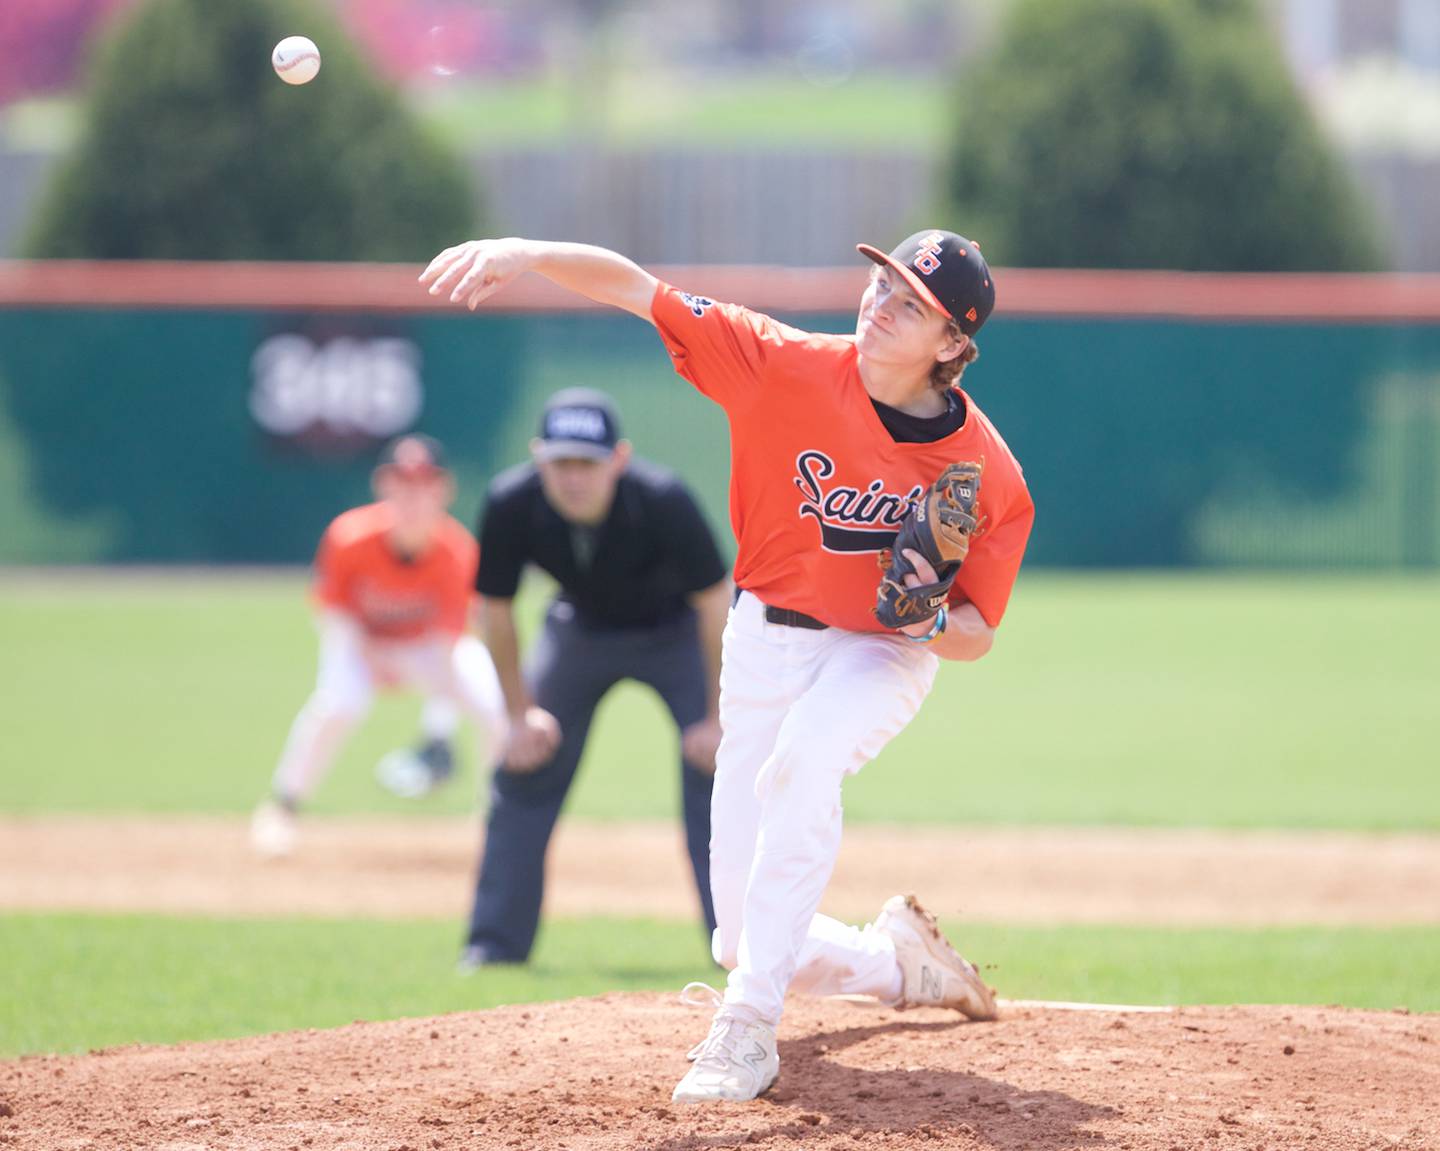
[{"xmin": 546, "ymin": 407, "xmax": 608, "ymax": 442}]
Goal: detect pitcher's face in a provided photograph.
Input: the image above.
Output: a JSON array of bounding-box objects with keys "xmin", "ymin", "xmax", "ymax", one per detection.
[{"xmin": 855, "ymin": 267, "xmax": 964, "ymax": 369}]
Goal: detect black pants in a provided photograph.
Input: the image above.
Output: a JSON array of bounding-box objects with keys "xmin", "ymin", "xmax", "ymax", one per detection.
[{"xmin": 465, "ymin": 602, "xmax": 717, "ymax": 960}]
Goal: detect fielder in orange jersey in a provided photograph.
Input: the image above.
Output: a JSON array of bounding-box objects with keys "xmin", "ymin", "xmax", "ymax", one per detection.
[
  {"xmin": 420, "ymin": 230, "xmax": 1034, "ymax": 1104},
  {"xmin": 250, "ymin": 434, "xmax": 507, "ymax": 857}
]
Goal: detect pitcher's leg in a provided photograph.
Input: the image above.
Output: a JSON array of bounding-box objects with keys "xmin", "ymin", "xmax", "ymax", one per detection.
[
  {"xmin": 705, "ymin": 596, "xmax": 796, "ymax": 970},
  {"xmin": 725, "ymin": 635, "xmax": 937, "ymax": 1021},
  {"xmin": 787, "ymin": 914, "xmax": 902, "ymax": 1001}
]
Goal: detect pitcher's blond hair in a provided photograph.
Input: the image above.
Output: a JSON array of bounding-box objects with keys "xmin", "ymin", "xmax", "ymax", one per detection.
[{"xmin": 932, "ymin": 319, "xmax": 978, "ymax": 392}]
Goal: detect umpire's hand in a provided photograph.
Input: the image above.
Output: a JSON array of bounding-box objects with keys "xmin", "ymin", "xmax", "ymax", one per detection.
[
  {"xmin": 504, "ymin": 706, "xmax": 562, "ymax": 772},
  {"xmin": 681, "ymin": 716, "xmax": 722, "ymax": 776}
]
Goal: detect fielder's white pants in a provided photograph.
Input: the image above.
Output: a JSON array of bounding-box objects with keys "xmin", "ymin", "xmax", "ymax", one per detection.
[
  {"xmin": 711, "ymin": 591, "xmax": 939, "ymax": 1023},
  {"xmin": 271, "ymin": 614, "xmax": 507, "ymax": 804}
]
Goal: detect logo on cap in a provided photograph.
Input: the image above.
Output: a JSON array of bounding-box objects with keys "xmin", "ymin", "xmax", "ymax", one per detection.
[
  {"xmin": 547, "ymin": 407, "xmax": 608, "ymax": 443},
  {"xmin": 914, "ymin": 232, "xmax": 946, "ymax": 276}
]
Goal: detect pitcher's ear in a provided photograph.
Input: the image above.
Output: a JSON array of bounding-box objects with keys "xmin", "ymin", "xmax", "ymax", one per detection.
[{"xmin": 936, "ymin": 331, "xmax": 969, "ymax": 364}]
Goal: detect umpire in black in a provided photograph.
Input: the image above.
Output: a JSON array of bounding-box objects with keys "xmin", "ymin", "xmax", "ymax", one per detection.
[{"xmin": 461, "ymin": 387, "xmax": 730, "ymax": 967}]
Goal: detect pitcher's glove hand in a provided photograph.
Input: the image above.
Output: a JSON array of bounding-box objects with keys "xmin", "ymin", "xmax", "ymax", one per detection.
[{"xmin": 875, "ymin": 462, "xmax": 983, "ymax": 630}]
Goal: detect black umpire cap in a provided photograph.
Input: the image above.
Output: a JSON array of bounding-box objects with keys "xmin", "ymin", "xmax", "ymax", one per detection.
[
  {"xmin": 857, "ymin": 229, "xmax": 996, "ymax": 336},
  {"xmin": 535, "ymin": 388, "xmax": 622, "ymax": 461}
]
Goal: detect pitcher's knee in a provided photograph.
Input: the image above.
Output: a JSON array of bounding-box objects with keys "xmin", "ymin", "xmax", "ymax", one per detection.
[
  {"xmin": 769, "ymin": 720, "xmax": 860, "ymax": 783},
  {"xmin": 711, "ymin": 926, "xmax": 740, "ymax": 970}
]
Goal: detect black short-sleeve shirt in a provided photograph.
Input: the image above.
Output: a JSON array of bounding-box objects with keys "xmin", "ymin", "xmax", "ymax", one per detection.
[{"xmin": 476, "ymin": 458, "xmax": 729, "ymax": 630}]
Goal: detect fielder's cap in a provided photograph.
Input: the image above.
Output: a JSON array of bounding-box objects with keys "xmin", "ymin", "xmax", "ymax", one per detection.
[
  {"xmin": 376, "ymin": 433, "xmax": 448, "ymax": 478},
  {"xmin": 856, "ymin": 229, "xmax": 996, "ymax": 336},
  {"xmin": 535, "ymin": 387, "xmax": 622, "ymax": 461}
]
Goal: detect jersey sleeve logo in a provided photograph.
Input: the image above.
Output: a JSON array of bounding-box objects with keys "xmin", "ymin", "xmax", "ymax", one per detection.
[
  {"xmin": 793, "ymin": 450, "xmax": 923, "ymax": 553},
  {"xmin": 680, "ymin": 292, "xmax": 716, "ymax": 318}
]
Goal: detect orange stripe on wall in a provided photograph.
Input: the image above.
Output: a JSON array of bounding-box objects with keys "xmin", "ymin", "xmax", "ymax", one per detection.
[{"xmin": 4, "ymin": 260, "xmax": 1440, "ymax": 322}]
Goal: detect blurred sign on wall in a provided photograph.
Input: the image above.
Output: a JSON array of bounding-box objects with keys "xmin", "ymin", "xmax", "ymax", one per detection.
[
  {"xmin": 3, "ymin": 265, "xmax": 1440, "ymax": 569},
  {"xmin": 249, "ymin": 332, "xmax": 424, "ymax": 454}
]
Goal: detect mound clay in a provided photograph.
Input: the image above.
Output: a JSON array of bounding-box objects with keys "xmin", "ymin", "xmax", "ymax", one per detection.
[{"xmin": 3, "ymin": 994, "xmax": 1436, "ymax": 1150}]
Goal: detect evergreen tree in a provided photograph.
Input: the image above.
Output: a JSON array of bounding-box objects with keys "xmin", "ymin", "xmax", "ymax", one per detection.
[
  {"xmin": 24, "ymin": 0, "xmax": 477, "ymax": 260},
  {"xmin": 945, "ymin": 0, "xmax": 1385, "ymax": 270}
]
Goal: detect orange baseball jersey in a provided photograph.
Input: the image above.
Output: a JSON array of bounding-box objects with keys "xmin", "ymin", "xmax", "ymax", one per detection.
[
  {"xmin": 314, "ymin": 503, "xmax": 478, "ymax": 639},
  {"xmin": 651, "ymin": 283, "xmax": 1034, "ymax": 632}
]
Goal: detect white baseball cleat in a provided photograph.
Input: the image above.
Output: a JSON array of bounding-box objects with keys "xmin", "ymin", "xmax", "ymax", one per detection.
[
  {"xmin": 249, "ymin": 799, "xmax": 297, "ymax": 859},
  {"xmin": 681, "ymin": 982, "xmax": 727, "ymax": 1062},
  {"xmin": 874, "ymin": 894, "xmax": 998, "ymax": 1021},
  {"xmin": 671, "ymin": 991, "xmax": 779, "ymax": 1104}
]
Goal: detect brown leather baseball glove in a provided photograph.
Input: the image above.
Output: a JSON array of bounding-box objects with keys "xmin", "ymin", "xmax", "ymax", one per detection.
[{"xmin": 874, "ymin": 461, "xmax": 982, "ymax": 629}]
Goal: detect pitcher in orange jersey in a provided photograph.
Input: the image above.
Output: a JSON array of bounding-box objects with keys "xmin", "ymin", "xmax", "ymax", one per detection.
[
  {"xmin": 421, "ymin": 229, "xmax": 1034, "ymax": 1104},
  {"xmin": 249, "ymin": 435, "xmax": 506, "ymax": 858}
]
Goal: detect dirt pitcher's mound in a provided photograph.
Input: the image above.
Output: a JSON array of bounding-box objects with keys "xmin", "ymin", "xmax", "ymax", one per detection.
[{"xmin": 3, "ymin": 996, "xmax": 1436, "ymax": 1151}]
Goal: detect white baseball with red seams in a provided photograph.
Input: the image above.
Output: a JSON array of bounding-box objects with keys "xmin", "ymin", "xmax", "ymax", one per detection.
[{"xmin": 272, "ymin": 36, "xmax": 321, "ymax": 85}]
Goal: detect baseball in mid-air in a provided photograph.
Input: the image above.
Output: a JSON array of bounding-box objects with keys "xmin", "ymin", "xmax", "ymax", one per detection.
[{"xmin": 272, "ymin": 36, "xmax": 321, "ymax": 85}]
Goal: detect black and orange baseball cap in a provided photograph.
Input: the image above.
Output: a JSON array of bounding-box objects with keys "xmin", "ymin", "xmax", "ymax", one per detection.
[
  {"xmin": 856, "ymin": 229, "xmax": 996, "ymax": 336},
  {"xmin": 376, "ymin": 433, "xmax": 448, "ymax": 479}
]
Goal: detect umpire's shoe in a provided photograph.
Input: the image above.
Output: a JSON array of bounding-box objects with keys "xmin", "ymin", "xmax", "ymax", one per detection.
[
  {"xmin": 456, "ymin": 943, "xmax": 521, "ymax": 974},
  {"xmin": 875, "ymin": 894, "xmax": 998, "ymax": 1020}
]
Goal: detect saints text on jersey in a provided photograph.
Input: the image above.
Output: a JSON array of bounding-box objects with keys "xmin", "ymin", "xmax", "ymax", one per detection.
[{"xmin": 793, "ymin": 450, "xmax": 924, "ymax": 554}]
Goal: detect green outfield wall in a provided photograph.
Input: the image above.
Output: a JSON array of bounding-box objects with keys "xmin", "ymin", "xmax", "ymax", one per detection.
[{"xmin": 1, "ymin": 265, "xmax": 1437, "ymax": 567}]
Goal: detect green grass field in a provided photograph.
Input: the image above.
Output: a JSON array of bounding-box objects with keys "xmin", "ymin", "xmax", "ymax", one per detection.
[
  {"xmin": 1, "ymin": 571, "xmax": 1435, "ymax": 828},
  {"xmin": 414, "ymin": 72, "xmax": 947, "ymax": 148},
  {"xmin": 3, "ymin": 913, "xmax": 1436, "ymax": 1057},
  {"xmin": 2, "ymin": 570, "xmax": 1437, "ymax": 1057}
]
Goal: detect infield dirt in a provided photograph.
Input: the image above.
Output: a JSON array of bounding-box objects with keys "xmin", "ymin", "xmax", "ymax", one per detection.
[
  {"xmin": 3, "ymin": 816, "xmax": 1438, "ymax": 926},
  {"xmin": 2, "ymin": 994, "xmax": 1436, "ymax": 1150}
]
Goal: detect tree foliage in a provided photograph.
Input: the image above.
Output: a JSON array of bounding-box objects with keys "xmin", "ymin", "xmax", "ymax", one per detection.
[
  {"xmin": 24, "ymin": 0, "xmax": 477, "ymax": 260},
  {"xmin": 944, "ymin": 0, "xmax": 1386, "ymax": 270}
]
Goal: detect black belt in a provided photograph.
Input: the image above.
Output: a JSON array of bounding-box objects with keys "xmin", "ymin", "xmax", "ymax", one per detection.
[{"xmin": 733, "ymin": 587, "xmax": 829, "ymax": 630}]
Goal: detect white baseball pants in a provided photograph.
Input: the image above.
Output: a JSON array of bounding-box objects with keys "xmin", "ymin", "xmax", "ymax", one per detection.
[
  {"xmin": 710, "ymin": 591, "xmax": 939, "ymax": 1024},
  {"xmin": 270, "ymin": 613, "xmax": 506, "ymax": 804}
]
